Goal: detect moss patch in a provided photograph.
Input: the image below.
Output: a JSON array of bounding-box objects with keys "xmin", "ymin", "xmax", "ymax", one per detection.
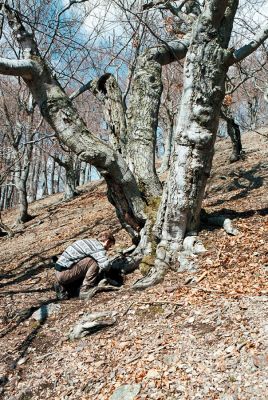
[
  {"xmin": 136, "ymin": 304, "xmax": 164, "ymax": 319},
  {"xmin": 139, "ymin": 255, "xmax": 155, "ymax": 275}
]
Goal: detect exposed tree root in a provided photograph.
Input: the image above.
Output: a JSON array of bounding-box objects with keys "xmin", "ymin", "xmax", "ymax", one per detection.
[
  {"xmin": 206, "ymin": 215, "xmax": 239, "ymax": 235},
  {"xmin": 0, "ymin": 221, "xmax": 14, "ymax": 237},
  {"xmin": 132, "ymin": 261, "xmax": 167, "ymax": 290}
]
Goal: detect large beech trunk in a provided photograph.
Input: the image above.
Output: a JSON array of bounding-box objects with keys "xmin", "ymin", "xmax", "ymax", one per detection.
[{"xmin": 133, "ymin": 0, "xmax": 239, "ymax": 289}]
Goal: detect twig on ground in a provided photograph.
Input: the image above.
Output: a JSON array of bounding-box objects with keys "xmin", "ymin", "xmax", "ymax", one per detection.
[
  {"xmin": 195, "ymin": 271, "xmax": 208, "ymax": 284},
  {"xmin": 137, "ymin": 301, "xmax": 185, "ymax": 307}
]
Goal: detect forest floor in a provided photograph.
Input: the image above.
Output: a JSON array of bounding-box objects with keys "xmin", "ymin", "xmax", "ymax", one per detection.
[{"xmin": 0, "ymin": 131, "xmax": 267, "ymax": 400}]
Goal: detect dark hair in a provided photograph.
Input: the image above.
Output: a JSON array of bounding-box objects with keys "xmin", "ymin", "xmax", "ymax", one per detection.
[{"xmin": 99, "ymin": 231, "xmax": 115, "ymax": 245}]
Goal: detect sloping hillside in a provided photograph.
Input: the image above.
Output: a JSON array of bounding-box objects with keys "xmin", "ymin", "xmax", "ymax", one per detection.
[{"xmin": 0, "ymin": 131, "xmax": 267, "ymax": 400}]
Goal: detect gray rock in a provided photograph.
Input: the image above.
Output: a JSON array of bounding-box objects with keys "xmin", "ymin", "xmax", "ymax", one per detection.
[
  {"xmin": 32, "ymin": 303, "xmax": 61, "ymax": 322},
  {"xmin": 110, "ymin": 384, "xmax": 141, "ymax": 400},
  {"xmin": 163, "ymin": 353, "xmax": 180, "ymax": 366},
  {"xmin": 219, "ymin": 395, "xmax": 237, "ymax": 400},
  {"xmin": 145, "ymin": 369, "xmax": 161, "ymax": 379},
  {"xmin": 177, "ymin": 253, "xmax": 197, "ymax": 272},
  {"xmin": 69, "ymin": 311, "xmax": 117, "ymax": 340}
]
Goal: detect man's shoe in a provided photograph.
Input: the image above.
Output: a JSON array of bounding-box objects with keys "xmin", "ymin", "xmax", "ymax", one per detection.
[
  {"xmin": 54, "ymin": 283, "xmax": 69, "ymax": 300},
  {"xmin": 98, "ymin": 278, "xmax": 109, "ymax": 287}
]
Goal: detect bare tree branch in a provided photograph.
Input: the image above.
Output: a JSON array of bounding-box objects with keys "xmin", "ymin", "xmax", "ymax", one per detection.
[{"xmin": 69, "ymin": 80, "xmax": 94, "ymax": 100}]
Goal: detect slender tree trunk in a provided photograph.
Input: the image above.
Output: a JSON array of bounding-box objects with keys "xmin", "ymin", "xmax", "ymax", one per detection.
[
  {"xmin": 86, "ymin": 164, "xmax": 92, "ymax": 182},
  {"xmin": 248, "ymin": 96, "xmax": 259, "ymax": 130},
  {"xmin": 79, "ymin": 161, "xmax": 86, "ymax": 186},
  {"xmin": 15, "ymin": 174, "xmax": 31, "ymax": 223},
  {"xmin": 56, "ymin": 164, "xmax": 62, "ymax": 193},
  {"xmin": 32, "ymin": 155, "xmax": 41, "ymax": 200},
  {"xmin": 5, "ymin": 184, "xmax": 14, "ymax": 209},
  {"xmin": 14, "ymin": 147, "xmax": 33, "ymax": 223},
  {"xmin": 28, "ymin": 160, "xmax": 36, "ymax": 202},
  {"xmin": 0, "ymin": 187, "xmax": 5, "ymax": 210},
  {"xmin": 221, "ymin": 108, "xmax": 242, "ymax": 162},
  {"xmin": 49, "ymin": 156, "xmax": 56, "ymax": 194},
  {"xmin": 63, "ymin": 154, "xmax": 77, "ymax": 200}
]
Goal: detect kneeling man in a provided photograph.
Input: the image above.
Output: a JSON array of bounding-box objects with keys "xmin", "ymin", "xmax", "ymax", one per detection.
[{"xmin": 53, "ymin": 231, "xmax": 115, "ymax": 299}]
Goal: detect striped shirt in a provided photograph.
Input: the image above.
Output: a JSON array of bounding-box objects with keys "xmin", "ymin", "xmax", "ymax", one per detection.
[{"xmin": 56, "ymin": 239, "xmax": 110, "ymax": 271}]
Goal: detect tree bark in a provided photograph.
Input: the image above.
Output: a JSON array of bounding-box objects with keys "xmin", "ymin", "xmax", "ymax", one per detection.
[
  {"xmin": 126, "ymin": 50, "xmax": 163, "ymax": 198},
  {"xmin": 158, "ymin": 106, "xmax": 175, "ymax": 174},
  {"xmin": 91, "ymin": 74, "xmax": 128, "ymax": 156}
]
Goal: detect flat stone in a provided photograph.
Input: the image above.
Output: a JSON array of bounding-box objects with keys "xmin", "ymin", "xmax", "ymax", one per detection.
[
  {"xmin": 110, "ymin": 384, "xmax": 141, "ymax": 400},
  {"xmin": 252, "ymin": 353, "xmax": 268, "ymax": 368},
  {"xmin": 219, "ymin": 395, "xmax": 237, "ymax": 400},
  {"xmin": 163, "ymin": 353, "xmax": 180, "ymax": 365},
  {"xmin": 69, "ymin": 311, "xmax": 117, "ymax": 340},
  {"xmin": 145, "ymin": 369, "xmax": 161, "ymax": 380},
  {"xmin": 225, "ymin": 345, "xmax": 235, "ymax": 354},
  {"xmin": 32, "ymin": 303, "xmax": 61, "ymax": 322}
]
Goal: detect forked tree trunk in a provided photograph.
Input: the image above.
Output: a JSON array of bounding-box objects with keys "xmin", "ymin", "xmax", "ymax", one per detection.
[{"xmin": 133, "ymin": 0, "xmax": 239, "ymax": 289}]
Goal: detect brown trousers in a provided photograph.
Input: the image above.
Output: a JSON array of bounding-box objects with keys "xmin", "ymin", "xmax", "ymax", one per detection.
[{"xmin": 55, "ymin": 257, "xmax": 99, "ymax": 292}]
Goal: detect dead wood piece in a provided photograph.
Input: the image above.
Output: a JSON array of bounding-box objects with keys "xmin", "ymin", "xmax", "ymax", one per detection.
[
  {"xmin": 137, "ymin": 301, "xmax": 184, "ymax": 307},
  {"xmin": 223, "ymin": 218, "xmax": 239, "ymax": 236},
  {"xmin": 0, "ymin": 221, "xmax": 14, "ymax": 237},
  {"xmin": 185, "ymin": 271, "xmax": 208, "ymax": 285},
  {"xmin": 183, "ymin": 236, "xmax": 207, "ymax": 255},
  {"xmin": 195, "ymin": 271, "xmax": 208, "ymax": 283}
]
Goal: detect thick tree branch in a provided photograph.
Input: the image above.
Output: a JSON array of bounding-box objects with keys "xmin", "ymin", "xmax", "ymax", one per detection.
[
  {"xmin": 229, "ymin": 24, "xmax": 268, "ymax": 65},
  {"xmin": 125, "ymin": 38, "xmax": 189, "ymax": 199},
  {"xmin": 0, "ymin": 58, "xmax": 36, "ymax": 78},
  {"xmin": 151, "ymin": 38, "xmax": 189, "ymax": 64}
]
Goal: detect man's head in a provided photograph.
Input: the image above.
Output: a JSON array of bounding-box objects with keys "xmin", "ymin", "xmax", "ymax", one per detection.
[{"xmin": 99, "ymin": 231, "xmax": 115, "ymax": 250}]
